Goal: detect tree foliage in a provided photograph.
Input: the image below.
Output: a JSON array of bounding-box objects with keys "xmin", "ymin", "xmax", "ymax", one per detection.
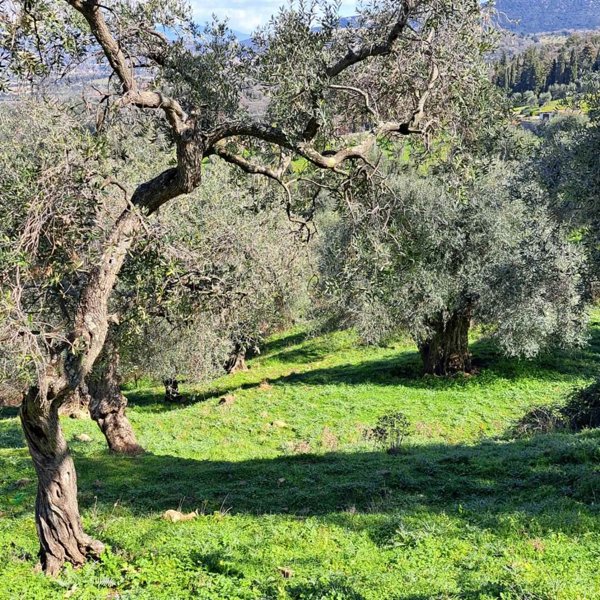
[
  {"xmin": 116, "ymin": 166, "xmax": 311, "ymax": 384},
  {"xmin": 494, "ymin": 34, "xmax": 600, "ymax": 96},
  {"xmin": 317, "ymin": 162, "xmax": 587, "ymax": 371},
  {"xmin": 529, "ymin": 75, "xmax": 600, "ymax": 286}
]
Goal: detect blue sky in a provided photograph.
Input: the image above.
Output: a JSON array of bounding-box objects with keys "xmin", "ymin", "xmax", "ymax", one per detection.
[{"xmin": 189, "ymin": 0, "xmax": 356, "ymax": 33}]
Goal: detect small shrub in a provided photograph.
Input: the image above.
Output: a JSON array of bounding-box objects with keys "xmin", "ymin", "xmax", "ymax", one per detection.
[
  {"xmin": 511, "ymin": 381, "xmax": 600, "ymax": 438},
  {"xmin": 510, "ymin": 405, "xmax": 565, "ymax": 438},
  {"xmin": 364, "ymin": 412, "xmax": 411, "ymax": 454},
  {"xmin": 562, "ymin": 380, "xmax": 600, "ymax": 431}
]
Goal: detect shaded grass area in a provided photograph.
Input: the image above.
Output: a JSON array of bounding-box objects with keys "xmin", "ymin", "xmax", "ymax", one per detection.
[
  {"xmin": 1, "ymin": 323, "xmax": 600, "ymax": 598},
  {"xmin": 125, "ymin": 323, "xmax": 600, "ymax": 414}
]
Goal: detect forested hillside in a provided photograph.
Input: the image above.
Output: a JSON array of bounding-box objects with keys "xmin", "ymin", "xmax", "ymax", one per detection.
[
  {"xmin": 496, "ymin": 0, "xmax": 600, "ymax": 33},
  {"xmin": 494, "ymin": 32, "xmax": 600, "ymax": 94}
]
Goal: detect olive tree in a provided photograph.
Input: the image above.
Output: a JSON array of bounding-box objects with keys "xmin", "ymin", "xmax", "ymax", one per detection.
[
  {"xmin": 317, "ymin": 164, "xmax": 587, "ymax": 375},
  {"xmin": 0, "ymin": 100, "xmax": 175, "ymax": 446},
  {"xmin": 116, "ymin": 165, "xmax": 312, "ymax": 399},
  {"xmin": 531, "ymin": 77, "xmax": 600, "ymax": 288},
  {"xmin": 1, "ymin": 0, "xmax": 490, "ymax": 573}
]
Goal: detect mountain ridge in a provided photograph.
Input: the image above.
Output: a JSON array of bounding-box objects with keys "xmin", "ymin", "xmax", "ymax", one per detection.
[{"xmin": 495, "ymin": 0, "xmax": 600, "ymax": 33}]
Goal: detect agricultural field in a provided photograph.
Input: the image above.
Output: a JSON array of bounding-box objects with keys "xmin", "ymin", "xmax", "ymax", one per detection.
[{"xmin": 2, "ymin": 322, "xmax": 600, "ymax": 599}]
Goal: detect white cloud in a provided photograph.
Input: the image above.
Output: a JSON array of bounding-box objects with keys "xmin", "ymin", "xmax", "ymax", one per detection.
[{"xmin": 189, "ymin": 0, "xmax": 356, "ymax": 34}]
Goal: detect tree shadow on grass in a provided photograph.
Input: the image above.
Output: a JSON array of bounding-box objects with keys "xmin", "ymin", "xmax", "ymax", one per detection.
[
  {"xmin": 261, "ymin": 332, "xmax": 353, "ymax": 366},
  {"xmin": 2, "ymin": 416, "xmax": 599, "ymax": 594},
  {"xmin": 285, "ymin": 578, "xmax": 366, "ymax": 599},
  {"xmin": 124, "ymin": 381, "xmax": 262, "ymax": 412},
  {"xmin": 71, "ymin": 429, "xmax": 600, "ymax": 542},
  {"xmin": 124, "ymin": 335, "xmax": 600, "ymax": 414},
  {"xmin": 0, "ymin": 406, "xmax": 20, "ymax": 421},
  {"xmin": 0, "ymin": 417, "xmax": 24, "ymax": 448},
  {"xmin": 259, "ymin": 330, "xmax": 310, "ymax": 359},
  {"xmin": 261, "ymin": 330, "xmax": 600, "ymax": 392}
]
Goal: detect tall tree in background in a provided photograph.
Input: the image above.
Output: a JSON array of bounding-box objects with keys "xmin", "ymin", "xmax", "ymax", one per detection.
[{"xmin": 532, "ymin": 76, "xmax": 600, "ymax": 285}]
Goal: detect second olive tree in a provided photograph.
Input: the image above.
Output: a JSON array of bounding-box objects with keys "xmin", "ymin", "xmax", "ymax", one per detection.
[{"xmin": 318, "ymin": 164, "xmax": 587, "ymax": 375}]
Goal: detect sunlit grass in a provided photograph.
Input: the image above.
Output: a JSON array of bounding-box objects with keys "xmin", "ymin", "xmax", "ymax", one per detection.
[{"xmin": 1, "ymin": 320, "xmax": 600, "ymax": 598}]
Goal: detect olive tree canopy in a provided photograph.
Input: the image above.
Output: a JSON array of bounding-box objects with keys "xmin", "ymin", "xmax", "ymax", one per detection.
[
  {"xmin": 0, "ymin": 0, "xmax": 493, "ymax": 574},
  {"xmin": 317, "ymin": 163, "xmax": 587, "ymax": 374},
  {"xmin": 116, "ymin": 165, "xmax": 312, "ymax": 389}
]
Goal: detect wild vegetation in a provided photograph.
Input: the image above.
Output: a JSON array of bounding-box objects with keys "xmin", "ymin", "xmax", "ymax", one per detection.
[{"xmin": 1, "ymin": 0, "xmax": 600, "ymax": 597}]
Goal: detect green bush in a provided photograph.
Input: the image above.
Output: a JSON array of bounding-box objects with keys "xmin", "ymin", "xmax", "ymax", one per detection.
[
  {"xmin": 364, "ymin": 412, "xmax": 412, "ymax": 454},
  {"xmin": 562, "ymin": 380, "xmax": 600, "ymax": 430}
]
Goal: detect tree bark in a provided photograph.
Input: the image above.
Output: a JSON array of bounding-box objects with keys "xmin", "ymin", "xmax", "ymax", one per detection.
[
  {"xmin": 20, "ymin": 387, "xmax": 104, "ymax": 575},
  {"xmin": 163, "ymin": 379, "xmax": 182, "ymax": 403},
  {"xmin": 21, "ymin": 208, "xmax": 143, "ymax": 573},
  {"xmin": 59, "ymin": 387, "xmax": 90, "ymax": 419},
  {"xmin": 418, "ymin": 309, "xmax": 472, "ymax": 376},
  {"xmin": 87, "ymin": 339, "xmax": 143, "ymax": 455},
  {"xmin": 224, "ymin": 345, "xmax": 248, "ymax": 374}
]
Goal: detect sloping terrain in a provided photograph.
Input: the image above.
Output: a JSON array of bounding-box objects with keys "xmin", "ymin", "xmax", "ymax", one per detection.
[
  {"xmin": 496, "ymin": 0, "xmax": 600, "ymax": 33},
  {"xmin": 1, "ymin": 324, "xmax": 600, "ymax": 598}
]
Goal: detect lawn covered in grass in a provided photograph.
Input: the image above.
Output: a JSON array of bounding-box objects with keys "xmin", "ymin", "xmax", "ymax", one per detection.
[{"xmin": 1, "ymin": 321, "xmax": 600, "ymax": 599}]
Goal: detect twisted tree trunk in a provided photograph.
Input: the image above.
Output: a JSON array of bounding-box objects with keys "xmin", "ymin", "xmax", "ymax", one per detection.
[
  {"xmin": 224, "ymin": 343, "xmax": 248, "ymax": 374},
  {"xmin": 88, "ymin": 338, "xmax": 143, "ymax": 455},
  {"xmin": 20, "ymin": 208, "xmax": 143, "ymax": 573},
  {"xmin": 418, "ymin": 309, "xmax": 472, "ymax": 376},
  {"xmin": 20, "ymin": 387, "xmax": 104, "ymax": 575}
]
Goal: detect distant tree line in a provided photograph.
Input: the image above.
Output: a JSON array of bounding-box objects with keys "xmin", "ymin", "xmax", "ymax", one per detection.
[{"xmin": 494, "ymin": 33, "xmax": 600, "ymax": 96}]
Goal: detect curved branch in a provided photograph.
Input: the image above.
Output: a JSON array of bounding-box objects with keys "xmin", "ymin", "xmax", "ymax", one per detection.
[
  {"xmin": 329, "ymin": 84, "xmax": 379, "ymax": 119},
  {"xmin": 211, "ymin": 145, "xmax": 286, "ymax": 182},
  {"xmin": 207, "ymin": 121, "xmax": 372, "ymax": 171},
  {"xmin": 325, "ymin": 1, "xmax": 415, "ymax": 78},
  {"xmin": 65, "ymin": 0, "xmax": 186, "ymax": 131}
]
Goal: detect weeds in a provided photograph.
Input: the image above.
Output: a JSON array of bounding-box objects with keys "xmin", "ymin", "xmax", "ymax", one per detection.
[{"xmin": 364, "ymin": 412, "xmax": 411, "ymax": 454}]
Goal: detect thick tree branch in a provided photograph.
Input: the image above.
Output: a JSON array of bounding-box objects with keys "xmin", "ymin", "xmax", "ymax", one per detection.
[
  {"xmin": 207, "ymin": 121, "xmax": 374, "ymax": 170},
  {"xmin": 325, "ymin": 1, "xmax": 415, "ymax": 78},
  {"xmin": 65, "ymin": 0, "xmax": 186, "ymax": 131}
]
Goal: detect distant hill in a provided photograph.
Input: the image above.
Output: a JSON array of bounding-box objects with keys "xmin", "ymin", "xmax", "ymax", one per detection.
[
  {"xmin": 231, "ymin": 30, "xmax": 250, "ymax": 41},
  {"xmin": 495, "ymin": 0, "xmax": 600, "ymax": 33}
]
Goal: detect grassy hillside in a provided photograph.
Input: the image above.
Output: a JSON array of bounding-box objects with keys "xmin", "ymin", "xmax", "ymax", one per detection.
[{"xmin": 1, "ymin": 322, "xmax": 600, "ymax": 599}]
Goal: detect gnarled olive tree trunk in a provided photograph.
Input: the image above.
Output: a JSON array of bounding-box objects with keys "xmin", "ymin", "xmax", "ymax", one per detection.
[
  {"xmin": 418, "ymin": 309, "xmax": 472, "ymax": 376},
  {"xmin": 224, "ymin": 343, "xmax": 248, "ymax": 374},
  {"xmin": 20, "ymin": 386, "xmax": 104, "ymax": 575},
  {"xmin": 87, "ymin": 336, "xmax": 143, "ymax": 455},
  {"xmin": 20, "ymin": 208, "xmax": 142, "ymax": 573}
]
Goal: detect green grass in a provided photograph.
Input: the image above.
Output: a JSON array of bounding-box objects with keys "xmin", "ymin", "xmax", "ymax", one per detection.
[
  {"xmin": 513, "ymin": 99, "xmax": 587, "ymax": 120},
  {"xmin": 1, "ymin": 321, "xmax": 600, "ymax": 599}
]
